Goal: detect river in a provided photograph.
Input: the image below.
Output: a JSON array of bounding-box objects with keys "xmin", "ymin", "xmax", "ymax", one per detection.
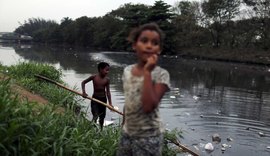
[{"xmin": 0, "ymin": 43, "xmax": 270, "ymax": 156}]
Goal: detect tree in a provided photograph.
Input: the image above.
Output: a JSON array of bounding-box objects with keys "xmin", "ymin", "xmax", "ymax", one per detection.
[
  {"xmin": 243, "ymin": 0, "xmax": 270, "ymax": 49},
  {"xmin": 172, "ymin": 1, "xmax": 209, "ymax": 48},
  {"xmin": 15, "ymin": 18, "xmax": 58, "ymax": 38},
  {"xmin": 202, "ymin": 0, "xmax": 241, "ymax": 48},
  {"xmin": 148, "ymin": 0, "xmax": 176, "ymax": 54},
  {"xmin": 109, "ymin": 3, "xmax": 150, "ymax": 27},
  {"xmin": 74, "ymin": 16, "xmax": 95, "ymax": 47},
  {"xmin": 92, "ymin": 15, "xmax": 123, "ymax": 50}
]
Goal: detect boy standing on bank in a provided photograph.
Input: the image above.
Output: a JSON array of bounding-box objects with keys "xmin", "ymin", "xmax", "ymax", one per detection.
[{"xmin": 81, "ymin": 62, "xmax": 113, "ymax": 130}]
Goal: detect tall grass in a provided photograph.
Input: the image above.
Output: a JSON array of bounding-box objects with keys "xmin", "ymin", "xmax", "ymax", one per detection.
[
  {"xmin": 6, "ymin": 62, "xmax": 78, "ymax": 108},
  {"xmin": 0, "ymin": 62, "xmax": 182, "ymax": 155},
  {"xmin": 0, "ymin": 79, "xmax": 120, "ymax": 155}
]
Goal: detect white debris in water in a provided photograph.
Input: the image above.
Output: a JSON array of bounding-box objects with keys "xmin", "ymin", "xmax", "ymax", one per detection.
[
  {"xmin": 221, "ymin": 147, "xmax": 226, "ymax": 152},
  {"xmin": 113, "ymin": 106, "xmax": 119, "ymax": 111},
  {"xmin": 204, "ymin": 143, "xmax": 214, "ymax": 151},
  {"xmin": 170, "ymin": 95, "xmax": 176, "ymax": 99},
  {"xmin": 193, "ymin": 95, "xmax": 199, "ymax": 101},
  {"xmin": 193, "ymin": 145, "xmax": 199, "ymax": 151},
  {"xmin": 185, "ymin": 112, "xmax": 190, "ymax": 116},
  {"xmin": 103, "ymin": 120, "xmax": 114, "ymax": 126},
  {"xmin": 216, "ymin": 110, "xmax": 222, "ymax": 115},
  {"xmin": 97, "ymin": 120, "xmax": 114, "ymax": 126},
  {"xmin": 174, "ymin": 88, "xmax": 180, "ymax": 91},
  {"xmin": 165, "ymin": 128, "xmax": 171, "ymax": 132},
  {"xmin": 267, "ymin": 146, "xmax": 270, "ymax": 149},
  {"xmin": 229, "ymin": 114, "xmax": 238, "ymax": 117},
  {"xmin": 227, "ymin": 137, "xmax": 233, "ymax": 142},
  {"xmin": 258, "ymin": 132, "xmax": 265, "ymax": 137},
  {"xmin": 222, "ymin": 144, "xmax": 229, "ymax": 148}
]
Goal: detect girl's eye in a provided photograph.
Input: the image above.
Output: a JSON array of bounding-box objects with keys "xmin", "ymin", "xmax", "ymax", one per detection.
[
  {"xmin": 140, "ymin": 37, "xmax": 148, "ymax": 43},
  {"xmin": 152, "ymin": 40, "xmax": 160, "ymax": 46}
]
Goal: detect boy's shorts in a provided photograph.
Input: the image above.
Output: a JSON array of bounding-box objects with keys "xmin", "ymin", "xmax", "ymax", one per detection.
[
  {"xmin": 91, "ymin": 95, "xmax": 107, "ymax": 119},
  {"xmin": 117, "ymin": 131, "xmax": 163, "ymax": 156}
]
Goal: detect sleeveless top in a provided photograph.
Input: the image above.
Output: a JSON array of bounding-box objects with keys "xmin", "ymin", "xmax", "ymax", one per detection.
[{"xmin": 122, "ymin": 64, "xmax": 171, "ymax": 137}]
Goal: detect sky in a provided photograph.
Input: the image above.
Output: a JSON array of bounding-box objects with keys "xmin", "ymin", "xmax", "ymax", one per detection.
[{"xmin": 0, "ymin": 0, "xmax": 183, "ymax": 32}]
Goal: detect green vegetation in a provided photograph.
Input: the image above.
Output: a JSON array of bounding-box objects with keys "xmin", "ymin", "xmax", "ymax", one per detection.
[
  {"xmin": 14, "ymin": 0, "xmax": 270, "ymax": 56},
  {"xmin": 0, "ymin": 62, "xmax": 183, "ymax": 155},
  {"xmin": 0, "ymin": 78, "xmax": 120, "ymax": 155},
  {"xmin": 5, "ymin": 62, "xmax": 76, "ymax": 108}
]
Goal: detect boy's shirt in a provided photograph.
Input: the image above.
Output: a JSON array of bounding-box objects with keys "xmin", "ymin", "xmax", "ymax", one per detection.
[{"xmin": 122, "ymin": 64, "xmax": 170, "ymax": 137}]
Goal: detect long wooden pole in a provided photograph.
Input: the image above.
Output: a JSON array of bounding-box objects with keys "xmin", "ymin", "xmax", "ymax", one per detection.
[
  {"xmin": 34, "ymin": 74, "xmax": 123, "ymax": 115},
  {"xmin": 35, "ymin": 74, "xmax": 199, "ymax": 156}
]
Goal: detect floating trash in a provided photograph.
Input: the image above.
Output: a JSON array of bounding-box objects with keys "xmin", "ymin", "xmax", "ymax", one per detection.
[
  {"xmin": 258, "ymin": 132, "xmax": 265, "ymax": 137},
  {"xmin": 267, "ymin": 146, "xmax": 270, "ymax": 149},
  {"xmin": 221, "ymin": 147, "xmax": 226, "ymax": 152},
  {"xmin": 193, "ymin": 145, "xmax": 199, "ymax": 151},
  {"xmin": 222, "ymin": 144, "xmax": 229, "ymax": 148},
  {"xmin": 227, "ymin": 137, "xmax": 233, "ymax": 142},
  {"xmin": 113, "ymin": 106, "xmax": 119, "ymax": 110},
  {"xmin": 165, "ymin": 128, "xmax": 171, "ymax": 131},
  {"xmin": 204, "ymin": 143, "xmax": 214, "ymax": 151},
  {"xmin": 212, "ymin": 133, "xmax": 221, "ymax": 143},
  {"xmin": 185, "ymin": 112, "xmax": 190, "ymax": 116},
  {"xmin": 192, "ymin": 95, "xmax": 199, "ymax": 101},
  {"xmin": 170, "ymin": 95, "xmax": 176, "ymax": 99},
  {"xmin": 216, "ymin": 110, "xmax": 222, "ymax": 115}
]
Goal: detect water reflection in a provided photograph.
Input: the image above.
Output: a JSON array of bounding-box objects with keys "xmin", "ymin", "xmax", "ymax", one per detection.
[{"xmin": 0, "ymin": 43, "xmax": 270, "ymax": 156}]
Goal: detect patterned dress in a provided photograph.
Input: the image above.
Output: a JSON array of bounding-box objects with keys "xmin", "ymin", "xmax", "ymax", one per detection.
[{"xmin": 117, "ymin": 64, "xmax": 170, "ymax": 156}]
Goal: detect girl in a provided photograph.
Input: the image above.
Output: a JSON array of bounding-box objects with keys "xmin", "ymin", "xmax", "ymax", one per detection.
[{"xmin": 117, "ymin": 23, "xmax": 171, "ymax": 156}]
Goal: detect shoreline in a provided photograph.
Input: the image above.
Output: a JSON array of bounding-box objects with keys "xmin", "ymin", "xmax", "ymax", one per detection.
[
  {"xmin": 1, "ymin": 42, "xmax": 270, "ymax": 67},
  {"xmin": 175, "ymin": 48, "xmax": 270, "ymax": 67}
]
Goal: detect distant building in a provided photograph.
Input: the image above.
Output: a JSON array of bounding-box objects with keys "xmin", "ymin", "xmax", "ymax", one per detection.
[{"xmin": 0, "ymin": 32, "xmax": 33, "ymax": 43}]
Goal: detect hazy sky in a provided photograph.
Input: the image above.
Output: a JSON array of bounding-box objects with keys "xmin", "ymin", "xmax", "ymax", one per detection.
[{"xmin": 0, "ymin": 0, "xmax": 183, "ymax": 32}]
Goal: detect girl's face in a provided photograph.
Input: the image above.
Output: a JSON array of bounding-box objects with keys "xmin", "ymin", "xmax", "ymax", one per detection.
[{"xmin": 133, "ymin": 30, "xmax": 161, "ymax": 63}]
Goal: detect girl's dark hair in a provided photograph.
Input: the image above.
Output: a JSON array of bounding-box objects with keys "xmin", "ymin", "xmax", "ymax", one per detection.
[
  {"xmin": 127, "ymin": 23, "xmax": 165, "ymax": 49},
  {"xmin": 98, "ymin": 62, "xmax": 110, "ymax": 72}
]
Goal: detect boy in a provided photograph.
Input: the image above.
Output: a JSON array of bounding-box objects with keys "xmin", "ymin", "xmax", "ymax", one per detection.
[{"xmin": 81, "ymin": 62, "xmax": 113, "ymax": 130}]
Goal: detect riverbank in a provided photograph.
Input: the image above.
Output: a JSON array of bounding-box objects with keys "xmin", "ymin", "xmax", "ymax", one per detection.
[
  {"xmin": 2, "ymin": 42, "xmax": 270, "ymax": 67},
  {"xmin": 0, "ymin": 62, "xmax": 185, "ymax": 156},
  {"xmin": 177, "ymin": 48, "xmax": 270, "ymax": 66},
  {"xmin": 0, "ymin": 63, "xmax": 121, "ymax": 155}
]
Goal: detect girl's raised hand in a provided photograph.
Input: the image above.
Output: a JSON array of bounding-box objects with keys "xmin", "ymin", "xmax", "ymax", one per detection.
[{"xmin": 144, "ymin": 54, "xmax": 158, "ymax": 72}]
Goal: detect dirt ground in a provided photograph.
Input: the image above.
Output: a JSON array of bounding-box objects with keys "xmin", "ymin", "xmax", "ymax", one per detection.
[{"xmin": 0, "ymin": 73, "xmax": 48, "ymax": 104}]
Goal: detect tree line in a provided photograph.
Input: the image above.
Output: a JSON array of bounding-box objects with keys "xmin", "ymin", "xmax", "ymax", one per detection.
[{"xmin": 14, "ymin": 0, "xmax": 270, "ymax": 55}]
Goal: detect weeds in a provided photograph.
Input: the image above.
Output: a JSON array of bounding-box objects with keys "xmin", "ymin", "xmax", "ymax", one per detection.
[{"xmin": 0, "ymin": 62, "xmax": 183, "ymax": 155}]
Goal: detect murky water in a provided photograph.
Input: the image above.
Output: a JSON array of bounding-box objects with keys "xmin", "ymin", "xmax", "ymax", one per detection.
[{"xmin": 1, "ymin": 43, "xmax": 270, "ymax": 156}]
